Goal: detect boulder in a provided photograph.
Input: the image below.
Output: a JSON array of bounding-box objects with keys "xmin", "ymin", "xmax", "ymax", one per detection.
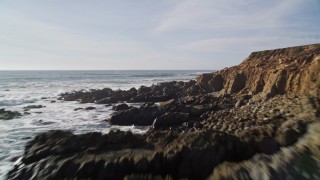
[{"xmin": 112, "ymin": 103, "xmax": 130, "ymax": 111}]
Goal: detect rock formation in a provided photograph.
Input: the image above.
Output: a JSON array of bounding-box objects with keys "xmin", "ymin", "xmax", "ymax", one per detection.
[
  {"xmin": 197, "ymin": 44, "xmax": 320, "ymax": 99},
  {"xmin": 8, "ymin": 44, "xmax": 320, "ymax": 179}
]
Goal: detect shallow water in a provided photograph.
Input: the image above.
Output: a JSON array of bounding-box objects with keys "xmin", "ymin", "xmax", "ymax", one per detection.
[{"xmin": 0, "ymin": 70, "xmax": 208, "ymax": 179}]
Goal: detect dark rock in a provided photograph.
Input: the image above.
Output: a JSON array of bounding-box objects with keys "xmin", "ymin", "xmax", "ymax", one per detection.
[
  {"xmin": 59, "ymin": 79, "xmax": 200, "ymax": 104},
  {"xmin": 23, "ymin": 105, "xmax": 45, "ymax": 111},
  {"xmin": 109, "ymin": 106, "xmax": 166, "ymax": 126},
  {"xmin": 112, "ymin": 103, "xmax": 130, "ymax": 111},
  {"xmin": 8, "ymin": 129, "xmax": 258, "ymax": 179},
  {"xmin": 85, "ymin": 107, "xmax": 96, "ymax": 110},
  {"xmin": 194, "ymin": 122, "xmax": 203, "ymax": 129},
  {"xmin": 129, "ymin": 94, "xmax": 146, "ymax": 102},
  {"xmin": 74, "ymin": 108, "xmax": 84, "ymax": 111},
  {"xmin": 152, "ymin": 112, "xmax": 189, "ymax": 129},
  {"xmin": 190, "ymin": 105, "xmax": 206, "ymax": 117},
  {"xmin": 95, "ymin": 95, "xmax": 124, "ymax": 104},
  {"xmin": 137, "ymin": 86, "xmax": 151, "ymax": 94},
  {"xmin": 258, "ymin": 138, "xmax": 279, "ymax": 155}
]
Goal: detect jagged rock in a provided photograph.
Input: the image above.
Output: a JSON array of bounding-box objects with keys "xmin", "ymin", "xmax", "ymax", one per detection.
[
  {"xmin": 60, "ymin": 81, "xmax": 202, "ymax": 105},
  {"xmin": 8, "ymin": 129, "xmax": 258, "ymax": 179}
]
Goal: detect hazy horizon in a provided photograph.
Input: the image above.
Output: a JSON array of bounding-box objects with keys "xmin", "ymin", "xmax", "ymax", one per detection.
[{"xmin": 1, "ymin": 0, "xmax": 319, "ymax": 70}]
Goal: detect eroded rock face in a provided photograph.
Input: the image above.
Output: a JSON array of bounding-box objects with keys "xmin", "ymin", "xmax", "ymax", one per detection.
[{"xmin": 197, "ymin": 44, "xmax": 320, "ymax": 99}]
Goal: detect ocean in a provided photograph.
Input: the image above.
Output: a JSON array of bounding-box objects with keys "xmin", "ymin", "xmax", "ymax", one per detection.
[{"xmin": 0, "ymin": 70, "xmax": 209, "ymax": 178}]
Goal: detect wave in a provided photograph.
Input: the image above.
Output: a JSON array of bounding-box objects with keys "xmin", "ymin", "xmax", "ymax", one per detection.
[
  {"xmin": 185, "ymin": 71, "xmax": 213, "ymax": 76},
  {"xmin": 0, "ymin": 98, "xmax": 38, "ymax": 107},
  {"xmin": 130, "ymin": 74, "xmax": 175, "ymax": 78}
]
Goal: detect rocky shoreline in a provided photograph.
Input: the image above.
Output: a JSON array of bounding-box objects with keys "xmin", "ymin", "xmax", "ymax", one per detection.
[{"xmin": 7, "ymin": 44, "xmax": 320, "ymax": 179}]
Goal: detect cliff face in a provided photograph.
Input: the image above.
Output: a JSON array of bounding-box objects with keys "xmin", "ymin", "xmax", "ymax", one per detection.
[{"xmin": 197, "ymin": 44, "xmax": 320, "ymax": 99}]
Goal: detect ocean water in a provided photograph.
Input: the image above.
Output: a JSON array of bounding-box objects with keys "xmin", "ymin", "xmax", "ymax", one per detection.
[{"xmin": 0, "ymin": 70, "xmax": 208, "ymax": 178}]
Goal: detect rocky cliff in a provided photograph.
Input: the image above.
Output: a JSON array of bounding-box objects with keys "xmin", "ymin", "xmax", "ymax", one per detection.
[
  {"xmin": 8, "ymin": 44, "xmax": 320, "ymax": 179},
  {"xmin": 197, "ymin": 44, "xmax": 320, "ymax": 99}
]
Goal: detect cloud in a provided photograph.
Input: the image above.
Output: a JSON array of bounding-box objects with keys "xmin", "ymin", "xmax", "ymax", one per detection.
[
  {"xmin": 0, "ymin": 1, "xmax": 318, "ymax": 70},
  {"xmin": 0, "ymin": 10, "xmax": 208, "ymax": 70},
  {"xmin": 0, "ymin": 11, "xmax": 160, "ymax": 69},
  {"xmin": 155, "ymin": 0, "xmax": 319, "ymax": 56},
  {"xmin": 154, "ymin": 0, "xmax": 305, "ymax": 33}
]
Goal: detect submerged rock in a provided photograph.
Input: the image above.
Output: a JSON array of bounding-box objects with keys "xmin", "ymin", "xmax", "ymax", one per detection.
[
  {"xmin": 74, "ymin": 108, "xmax": 84, "ymax": 111},
  {"xmin": 85, "ymin": 106, "xmax": 96, "ymax": 110},
  {"xmin": 23, "ymin": 105, "xmax": 45, "ymax": 111},
  {"xmin": 0, "ymin": 108, "xmax": 21, "ymax": 120}
]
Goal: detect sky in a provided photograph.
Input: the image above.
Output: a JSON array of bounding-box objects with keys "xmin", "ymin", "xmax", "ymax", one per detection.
[{"xmin": 0, "ymin": 0, "xmax": 319, "ymax": 70}]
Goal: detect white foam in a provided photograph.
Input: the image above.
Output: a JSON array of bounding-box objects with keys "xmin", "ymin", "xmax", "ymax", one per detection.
[
  {"xmin": 0, "ymin": 70, "xmax": 204, "ymax": 178},
  {"xmin": 0, "ymin": 98, "xmax": 38, "ymax": 107}
]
